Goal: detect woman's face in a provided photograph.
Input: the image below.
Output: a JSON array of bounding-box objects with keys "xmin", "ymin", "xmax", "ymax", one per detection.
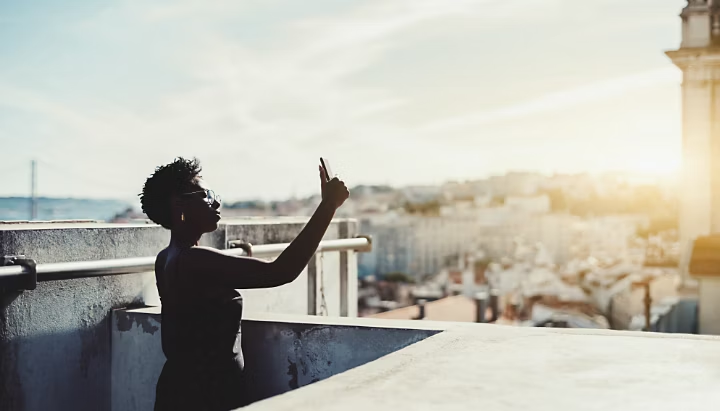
[{"xmin": 178, "ymin": 177, "xmax": 221, "ymax": 233}]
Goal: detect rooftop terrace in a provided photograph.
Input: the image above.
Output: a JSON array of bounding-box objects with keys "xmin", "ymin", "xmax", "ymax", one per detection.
[
  {"xmin": 240, "ymin": 316, "xmax": 720, "ymax": 411},
  {"xmin": 111, "ymin": 307, "xmax": 720, "ymax": 411},
  {"xmin": 0, "ymin": 220, "xmax": 718, "ymax": 411}
]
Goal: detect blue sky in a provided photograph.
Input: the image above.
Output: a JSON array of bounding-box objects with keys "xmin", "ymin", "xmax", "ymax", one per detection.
[{"xmin": 0, "ymin": 0, "xmax": 686, "ymax": 201}]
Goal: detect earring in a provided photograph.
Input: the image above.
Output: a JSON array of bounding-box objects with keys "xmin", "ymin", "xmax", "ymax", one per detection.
[{"xmin": 181, "ymin": 213, "xmax": 185, "ymax": 222}]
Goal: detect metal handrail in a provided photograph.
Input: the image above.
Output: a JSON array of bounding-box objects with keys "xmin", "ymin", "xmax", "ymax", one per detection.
[
  {"xmin": 228, "ymin": 236, "xmax": 372, "ymax": 257},
  {"xmin": 0, "ymin": 236, "xmax": 372, "ymax": 282}
]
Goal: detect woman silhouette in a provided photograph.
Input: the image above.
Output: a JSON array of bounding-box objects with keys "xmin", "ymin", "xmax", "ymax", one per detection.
[{"xmin": 140, "ymin": 157, "xmax": 348, "ymax": 410}]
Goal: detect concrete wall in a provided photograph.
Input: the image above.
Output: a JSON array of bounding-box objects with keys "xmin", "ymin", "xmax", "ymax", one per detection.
[
  {"xmin": 0, "ymin": 219, "xmax": 358, "ymax": 411},
  {"xmin": 653, "ymin": 298, "xmax": 698, "ymax": 334},
  {"xmin": 698, "ymin": 277, "xmax": 720, "ymax": 335},
  {"xmin": 683, "ymin": 13, "xmax": 712, "ymax": 48},
  {"xmin": 0, "ymin": 223, "xmax": 168, "ymax": 411},
  {"xmin": 111, "ymin": 309, "xmax": 438, "ymax": 411}
]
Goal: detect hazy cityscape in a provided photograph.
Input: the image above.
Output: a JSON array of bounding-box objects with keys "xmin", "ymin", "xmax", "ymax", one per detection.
[
  {"xmin": 1, "ymin": 169, "xmax": 683, "ymax": 332},
  {"xmin": 2, "ymin": 1, "xmax": 719, "ymax": 410}
]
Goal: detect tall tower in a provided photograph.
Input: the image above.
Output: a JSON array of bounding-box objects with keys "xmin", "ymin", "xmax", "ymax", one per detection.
[
  {"xmin": 667, "ymin": 1, "xmax": 720, "ymax": 275},
  {"xmin": 30, "ymin": 159, "xmax": 37, "ymax": 220}
]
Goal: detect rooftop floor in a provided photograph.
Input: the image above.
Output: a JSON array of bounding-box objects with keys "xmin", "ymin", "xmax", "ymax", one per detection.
[{"xmin": 242, "ymin": 317, "xmax": 720, "ymax": 411}]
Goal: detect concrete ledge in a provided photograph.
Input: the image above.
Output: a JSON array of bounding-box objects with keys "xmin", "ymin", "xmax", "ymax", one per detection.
[
  {"xmin": 112, "ymin": 309, "xmax": 720, "ymax": 411},
  {"xmin": 241, "ymin": 318, "xmax": 720, "ymax": 411},
  {"xmin": 0, "ymin": 219, "xmax": 358, "ymax": 411},
  {"xmin": 112, "ymin": 309, "xmax": 439, "ymax": 411}
]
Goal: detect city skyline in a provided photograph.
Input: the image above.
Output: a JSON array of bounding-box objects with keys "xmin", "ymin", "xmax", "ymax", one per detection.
[
  {"xmin": 0, "ymin": 0, "xmax": 685, "ymax": 201},
  {"xmin": 0, "ymin": 168, "xmax": 679, "ymax": 205}
]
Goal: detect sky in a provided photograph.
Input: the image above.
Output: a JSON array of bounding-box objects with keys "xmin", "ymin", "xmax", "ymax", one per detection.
[{"xmin": 0, "ymin": 0, "xmax": 687, "ymax": 202}]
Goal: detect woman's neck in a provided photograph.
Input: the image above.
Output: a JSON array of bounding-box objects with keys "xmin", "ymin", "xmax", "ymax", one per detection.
[{"xmin": 170, "ymin": 229, "xmax": 201, "ymax": 248}]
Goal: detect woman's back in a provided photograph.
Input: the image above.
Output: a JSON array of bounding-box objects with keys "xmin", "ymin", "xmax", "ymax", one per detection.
[{"xmin": 154, "ymin": 247, "xmax": 247, "ymax": 411}]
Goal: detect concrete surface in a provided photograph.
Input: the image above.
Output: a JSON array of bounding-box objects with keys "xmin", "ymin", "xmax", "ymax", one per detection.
[
  {"xmin": 111, "ymin": 308, "xmax": 437, "ymax": 411},
  {"xmin": 242, "ymin": 318, "xmax": 720, "ymax": 411},
  {"xmin": 0, "ymin": 219, "xmax": 357, "ymax": 411}
]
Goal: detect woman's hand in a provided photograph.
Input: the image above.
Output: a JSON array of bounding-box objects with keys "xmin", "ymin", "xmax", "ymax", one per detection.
[{"xmin": 320, "ymin": 165, "xmax": 349, "ymax": 210}]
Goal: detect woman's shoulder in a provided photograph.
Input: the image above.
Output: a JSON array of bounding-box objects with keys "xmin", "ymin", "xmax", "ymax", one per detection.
[
  {"xmin": 184, "ymin": 245, "xmax": 225, "ymax": 261},
  {"xmin": 171, "ymin": 246, "xmax": 225, "ymax": 275},
  {"xmin": 155, "ymin": 248, "xmax": 170, "ymax": 270}
]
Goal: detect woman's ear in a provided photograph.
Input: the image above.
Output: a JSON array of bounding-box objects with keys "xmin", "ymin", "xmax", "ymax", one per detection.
[{"xmin": 170, "ymin": 197, "xmax": 184, "ymax": 223}]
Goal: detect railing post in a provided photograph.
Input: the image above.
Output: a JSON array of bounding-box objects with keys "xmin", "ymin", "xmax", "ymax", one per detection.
[
  {"xmin": 474, "ymin": 291, "xmax": 488, "ymax": 323},
  {"xmin": 339, "ymin": 222, "xmax": 349, "ymax": 317},
  {"xmin": 489, "ymin": 289, "xmax": 500, "ymax": 322},
  {"xmin": 307, "ymin": 255, "xmax": 318, "ymax": 315}
]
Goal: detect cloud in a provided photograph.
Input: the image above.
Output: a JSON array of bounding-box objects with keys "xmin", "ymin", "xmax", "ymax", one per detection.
[
  {"xmin": 136, "ymin": 0, "xmax": 498, "ymax": 152},
  {"xmin": 416, "ymin": 67, "xmax": 681, "ymax": 135},
  {"xmin": 291, "ymin": 0, "xmax": 484, "ymax": 59},
  {"xmin": 0, "ymin": 0, "xmax": 683, "ymax": 199}
]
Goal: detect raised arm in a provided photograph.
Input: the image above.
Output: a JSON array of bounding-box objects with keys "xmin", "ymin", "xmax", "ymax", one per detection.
[{"xmin": 183, "ymin": 165, "xmax": 349, "ymax": 289}]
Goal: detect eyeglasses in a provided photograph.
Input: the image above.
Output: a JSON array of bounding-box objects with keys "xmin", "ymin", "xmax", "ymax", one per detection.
[{"xmin": 180, "ymin": 189, "xmax": 221, "ymax": 206}]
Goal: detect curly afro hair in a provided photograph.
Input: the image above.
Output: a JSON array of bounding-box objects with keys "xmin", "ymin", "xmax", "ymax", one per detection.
[{"xmin": 140, "ymin": 157, "xmax": 202, "ymax": 229}]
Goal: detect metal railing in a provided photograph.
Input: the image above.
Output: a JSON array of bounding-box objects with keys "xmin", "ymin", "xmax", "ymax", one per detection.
[
  {"xmin": 0, "ymin": 236, "xmax": 372, "ymax": 289},
  {"xmin": 228, "ymin": 236, "xmax": 372, "ymax": 257}
]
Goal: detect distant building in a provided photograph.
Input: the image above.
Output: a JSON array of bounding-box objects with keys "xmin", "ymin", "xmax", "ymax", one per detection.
[
  {"xmin": 359, "ymin": 215, "xmax": 415, "ymax": 278},
  {"xmin": 476, "ymin": 208, "xmax": 577, "ymax": 265},
  {"xmin": 667, "ymin": 1, "xmax": 720, "ymax": 277},
  {"xmin": 504, "ymin": 194, "xmax": 551, "ymax": 214},
  {"xmin": 523, "ymin": 214, "xmax": 580, "ymax": 265},
  {"xmin": 359, "ymin": 211, "xmax": 480, "ymax": 279},
  {"xmin": 573, "ymin": 216, "xmax": 644, "ymax": 262}
]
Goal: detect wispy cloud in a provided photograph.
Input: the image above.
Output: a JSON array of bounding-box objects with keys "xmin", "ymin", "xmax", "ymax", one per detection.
[
  {"xmin": 416, "ymin": 67, "xmax": 680, "ymax": 135},
  {"xmin": 0, "ymin": 0, "xmax": 684, "ymax": 198}
]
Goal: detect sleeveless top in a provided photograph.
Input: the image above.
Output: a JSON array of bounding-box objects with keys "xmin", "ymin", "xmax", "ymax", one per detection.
[{"xmin": 156, "ymin": 248, "xmax": 245, "ymax": 372}]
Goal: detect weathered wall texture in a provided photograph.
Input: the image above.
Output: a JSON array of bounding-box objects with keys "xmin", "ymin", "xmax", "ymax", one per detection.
[
  {"xmin": 0, "ymin": 224, "xmax": 168, "ymax": 411},
  {"xmin": 240, "ymin": 319, "xmax": 432, "ymax": 403},
  {"xmin": 111, "ymin": 309, "xmax": 438, "ymax": 411},
  {"xmin": 0, "ymin": 219, "xmax": 357, "ymax": 411}
]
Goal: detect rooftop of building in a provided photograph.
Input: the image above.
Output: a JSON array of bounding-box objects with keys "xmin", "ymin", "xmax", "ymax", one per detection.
[
  {"xmin": 370, "ymin": 294, "xmax": 477, "ymax": 322},
  {"xmin": 0, "ymin": 219, "xmax": 714, "ymax": 411},
  {"xmin": 369, "ymin": 294, "xmax": 609, "ymax": 328},
  {"xmin": 238, "ymin": 314, "xmax": 720, "ymax": 411}
]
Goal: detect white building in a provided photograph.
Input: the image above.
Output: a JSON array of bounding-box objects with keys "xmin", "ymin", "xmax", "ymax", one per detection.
[
  {"xmin": 667, "ymin": 1, "xmax": 720, "ymax": 274},
  {"xmin": 475, "ymin": 196, "xmax": 576, "ymax": 265},
  {"xmin": 572, "ymin": 216, "xmax": 643, "ymax": 263},
  {"xmin": 359, "ymin": 210, "xmax": 481, "ymax": 279},
  {"xmin": 523, "ymin": 214, "xmax": 581, "ymax": 265},
  {"xmin": 358, "ymin": 213, "xmax": 415, "ymax": 278},
  {"xmin": 504, "ymin": 195, "xmax": 551, "ymax": 214},
  {"xmin": 666, "ymin": 0, "xmax": 720, "ymax": 335}
]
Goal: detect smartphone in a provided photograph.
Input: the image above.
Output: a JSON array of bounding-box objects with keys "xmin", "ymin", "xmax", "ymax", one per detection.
[{"xmin": 320, "ymin": 157, "xmax": 333, "ymax": 182}]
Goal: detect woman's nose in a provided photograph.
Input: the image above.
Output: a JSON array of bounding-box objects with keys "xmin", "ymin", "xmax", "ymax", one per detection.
[{"xmin": 212, "ymin": 200, "xmax": 221, "ymax": 210}]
